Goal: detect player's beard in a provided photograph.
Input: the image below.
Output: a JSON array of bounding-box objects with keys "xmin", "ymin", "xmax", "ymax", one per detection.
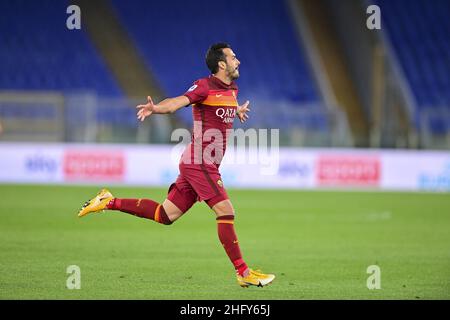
[{"xmin": 227, "ymin": 66, "xmax": 239, "ymax": 80}]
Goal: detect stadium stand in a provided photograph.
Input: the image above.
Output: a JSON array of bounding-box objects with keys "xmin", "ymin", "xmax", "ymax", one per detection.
[
  {"xmin": 0, "ymin": 0, "xmax": 122, "ymax": 97},
  {"xmin": 0, "ymin": 0, "xmax": 332, "ymax": 142},
  {"xmin": 376, "ymin": 0, "xmax": 450, "ymax": 133},
  {"xmin": 109, "ymin": 0, "xmax": 322, "ymax": 126}
]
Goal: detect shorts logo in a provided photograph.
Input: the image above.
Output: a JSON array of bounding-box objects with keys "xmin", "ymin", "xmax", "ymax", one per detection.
[
  {"xmin": 217, "ymin": 179, "xmax": 223, "ymax": 187},
  {"xmin": 187, "ymin": 84, "xmax": 197, "ymax": 92}
]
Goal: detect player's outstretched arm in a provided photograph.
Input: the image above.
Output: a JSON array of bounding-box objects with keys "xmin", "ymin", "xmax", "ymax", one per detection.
[{"xmin": 136, "ymin": 95, "xmax": 190, "ymax": 121}]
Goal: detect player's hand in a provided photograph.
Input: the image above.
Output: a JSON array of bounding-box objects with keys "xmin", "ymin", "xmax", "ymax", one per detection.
[
  {"xmin": 237, "ymin": 100, "xmax": 250, "ymax": 123},
  {"xmin": 136, "ymin": 96, "xmax": 155, "ymax": 121}
]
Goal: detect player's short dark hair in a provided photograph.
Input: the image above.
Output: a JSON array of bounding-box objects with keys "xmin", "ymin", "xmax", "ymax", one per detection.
[{"xmin": 205, "ymin": 43, "xmax": 231, "ymax": 74}]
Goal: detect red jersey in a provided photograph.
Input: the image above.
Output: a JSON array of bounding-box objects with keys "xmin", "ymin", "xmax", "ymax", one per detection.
[{"xmin": 182, "ymin": 75, "xmax": 238, "ymax": 167}]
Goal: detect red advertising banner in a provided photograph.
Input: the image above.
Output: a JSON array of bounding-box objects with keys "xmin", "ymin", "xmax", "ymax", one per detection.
[
  {"xmin": 63, "ymin": 150, "xmax": 125, "ymax": 181},
  {"xmin": 317, "ymin": 155, "xmax": 380, "ymax": 186}
]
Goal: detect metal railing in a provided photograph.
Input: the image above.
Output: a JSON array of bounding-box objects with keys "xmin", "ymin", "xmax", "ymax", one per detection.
[{"xmin": 0, "ymin": 91, "xmax": 355, "ymax": 147}]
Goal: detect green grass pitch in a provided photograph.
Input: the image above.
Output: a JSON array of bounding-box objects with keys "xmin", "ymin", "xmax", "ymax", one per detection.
[{"xmin": 0, "ymin": 184, "xmax": 449, "ymax": 299}]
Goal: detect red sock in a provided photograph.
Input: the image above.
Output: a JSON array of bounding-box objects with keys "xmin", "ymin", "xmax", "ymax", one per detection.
[
  {"xmin": 106, "ymin": 198, "xmax": 172, "ymax": 225},
  {"xmin": 217, "ymin": 215, "xmax": 248, "ymax": 276}
]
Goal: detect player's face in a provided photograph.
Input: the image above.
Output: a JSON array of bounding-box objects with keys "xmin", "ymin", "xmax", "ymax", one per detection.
[{"xmin": 223, "ymin": 48, "xmax": 240, "ymax": 80}]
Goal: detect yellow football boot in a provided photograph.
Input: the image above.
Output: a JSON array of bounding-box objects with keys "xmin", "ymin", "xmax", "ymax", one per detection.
[
  {"xmin": 78, "ymin": 189, "xmax": 114, "ymax": 217},
  {"xmin": 236, "ymin": 269, "xmax": 275, "ymax": 288}
]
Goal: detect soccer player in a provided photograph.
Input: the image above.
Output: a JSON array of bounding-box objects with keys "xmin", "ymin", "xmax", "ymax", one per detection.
[{"xmin": 78, "ymin": 43, "xmax": 275, "ymax": 288}]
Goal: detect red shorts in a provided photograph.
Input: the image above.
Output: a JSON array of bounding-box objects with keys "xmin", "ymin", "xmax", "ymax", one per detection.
[{"xmin": 167, "ymin": 164, "xmax": 229, "ymax": 213}]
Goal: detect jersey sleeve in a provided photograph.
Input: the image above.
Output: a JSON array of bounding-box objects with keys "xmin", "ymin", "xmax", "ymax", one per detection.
[{"xmin": 183, "ymin": 79, "xmax": 209, "ymax": 105}]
